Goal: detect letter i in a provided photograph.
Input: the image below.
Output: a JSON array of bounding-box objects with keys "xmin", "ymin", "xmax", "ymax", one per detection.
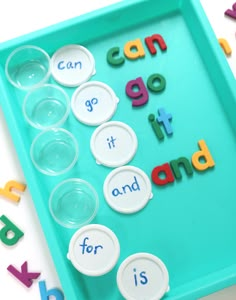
[
  {"xmin": 148, "ymin": 114, "xmax": 164, "ymax": 140},
  {"xmin": 133, "ymin": 268, "xmax": 138, "ymax": 286}
]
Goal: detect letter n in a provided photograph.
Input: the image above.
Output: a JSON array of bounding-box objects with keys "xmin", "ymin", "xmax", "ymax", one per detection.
[{"xmin": 145, "ymin": 34, "xmax": 167, "ymax": 55}]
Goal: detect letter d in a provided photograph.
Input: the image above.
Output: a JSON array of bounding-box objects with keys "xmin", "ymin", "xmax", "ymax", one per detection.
[
  {"xmin": 0, "ymin": 215, "xmax": 24, "ymax": 246},
  {"xmin": 39, "ymin": 281, "xmax": 64, "ymax": 300},
  {"xmin": 192, "ymin": 140, "xmax": 215, "ymax": 171},
  {"xmin": 131, "ymin": 176, "xmax": 140, "ymax": 191}
]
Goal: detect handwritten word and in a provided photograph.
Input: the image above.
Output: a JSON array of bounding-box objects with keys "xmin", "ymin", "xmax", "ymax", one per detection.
[{"xmin": 111, "ymin": 176, "xmax": 140, "ymax": 197}]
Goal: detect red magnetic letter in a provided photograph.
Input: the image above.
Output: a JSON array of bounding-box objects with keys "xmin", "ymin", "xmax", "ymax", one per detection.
[
  {"xmin": 151, "ymin": 163, "xmax": 175, "ymax": 185},
  {"xmin": 145, "ymin": 34, "xmax": 167, "ymax": 55}
]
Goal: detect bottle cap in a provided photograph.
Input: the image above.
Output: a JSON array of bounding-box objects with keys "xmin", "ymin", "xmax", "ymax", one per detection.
[
  {"xmin": 51, "ymin": 44, "xmax": 95, "ymax": 87},
  {"xmin": 117, "ymin": 253, "xmax": 169, "ymax": 300},
  {"xmin": 103, "ymin": 166, "xmax": 153, "ymax": 214},
  {"xmin": 68, "ymin": 224, "xmax": 120, "ymax": 276},
  {"xmin": 71, "ymin": 81, "xmax": 119, "ymax": 126},
  {"xmin": 90, "ymin": 121, "xmax": 138, "ymax": 167}
]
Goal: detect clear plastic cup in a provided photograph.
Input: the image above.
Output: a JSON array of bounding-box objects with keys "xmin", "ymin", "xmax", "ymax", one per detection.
[
  {"xmin": 30, "ymin": 128, "xmax": 79, "ymax": 176},
  {"xmin": 5, "ymin": 45, "xmax": 51, "ymax": 90},
  {"xmin": 49, "ymin": 178, "xmax": 99, "ymax": 228},
  {"xmin": 23, "ymin": 84, "xmax": 70, "ymax": 129}
]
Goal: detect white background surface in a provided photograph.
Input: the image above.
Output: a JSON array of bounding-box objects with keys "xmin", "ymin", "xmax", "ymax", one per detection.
[{"xmin": 0, "ymin": 1, "xmax": 236, "ymax": 299}]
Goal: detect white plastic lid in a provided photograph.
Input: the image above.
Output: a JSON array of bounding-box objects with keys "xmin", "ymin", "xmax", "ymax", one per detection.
[
  {"xmin": 117, "ymin": 253, "xmax": 169, "ymax": 300},
  {"xmin": 90, "ymin": 121, "xmax": 138, "ymax": 167},
  {"xmin": 103, "ymin": 166, "xmax": 153, "ymax": 214},
  {"xmin": 51, "ymin": 44, "xmax": 95, "ymax": 87},
  {"xmin": 67, "ymin": 224, "xmax": 120, "ymax": 276},
  {"xmin": 71, "ymin": 81, "xmax": 119, "ymax": 126}
]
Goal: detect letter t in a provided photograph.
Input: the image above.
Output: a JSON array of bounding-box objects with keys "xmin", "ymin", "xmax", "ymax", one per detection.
[{"xmin": 156, "ymin": 108, "xmax": 173, "ymax": 135}]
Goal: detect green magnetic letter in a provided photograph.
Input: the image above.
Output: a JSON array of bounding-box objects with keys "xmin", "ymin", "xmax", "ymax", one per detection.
[
  {"xmin": 0, "ymin": 215, "xmax": 24, "ymax": 246},
  {"xmin": 170, "ymin": 157, "xmax": 193, "ymax": 180},
  {"xmin": 107, "ymin": 47, "xmax": 125, "ymax": 66}
]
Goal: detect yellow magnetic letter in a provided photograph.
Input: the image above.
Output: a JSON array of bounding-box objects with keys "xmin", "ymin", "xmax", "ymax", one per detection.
[
  {"xmin": 124, "ymin": 39, "xmax": 145, "ymax": 60},
  {"xmin": 0, "ymin": 180, "xmax": 26, "ymax": 202},
  {"xmin": 218, "ymin": 38, "xmax": 232, "ymax": 56},
  {"xmin": 192, "ymin": 140, "xmax": 215, "ymax": 171}
]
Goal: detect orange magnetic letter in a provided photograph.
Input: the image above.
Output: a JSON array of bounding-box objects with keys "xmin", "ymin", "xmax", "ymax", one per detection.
[
  {"xmin": 0, "ymin": 180, "xmax": 26, "ymax": 202},
  {"xmin": 124, "ymin": 39, "xmax": 145, "ymax": 60},
  {"xmin": 192, "ymin": 140, "xmax": 215, "ymax": 171}
]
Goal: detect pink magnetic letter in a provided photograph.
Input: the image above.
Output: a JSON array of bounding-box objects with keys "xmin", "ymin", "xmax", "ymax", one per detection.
[
  {"xmin": 7, "ymin": 261, "xmax": 41, "ymax": 288},
  {"xmin": 225, "ymin": 3, "xmax": 236, "ymax": 19},
  {"xmin": 125, "ymin": 77, "xmax": 149, "ymax": 107}
]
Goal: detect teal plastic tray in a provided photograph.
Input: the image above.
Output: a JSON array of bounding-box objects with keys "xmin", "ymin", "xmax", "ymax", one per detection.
[{"xmin": 1, "ymin": 0, "xmax": 236, "ymax": 299}]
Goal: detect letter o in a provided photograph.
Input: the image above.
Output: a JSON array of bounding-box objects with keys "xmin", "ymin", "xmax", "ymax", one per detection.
[
  {"xmin": 86, "ymin": 245, "xmax": 93, "ymax": 253},
  {"xmin": 147, "ymin": 73, "xmax": 166, "ymax": 93}
]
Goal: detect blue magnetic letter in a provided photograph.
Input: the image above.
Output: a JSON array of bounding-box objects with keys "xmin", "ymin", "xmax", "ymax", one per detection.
[{"xmin": 39, "ymin": 280, "xmax": 64, "ymax": 300}]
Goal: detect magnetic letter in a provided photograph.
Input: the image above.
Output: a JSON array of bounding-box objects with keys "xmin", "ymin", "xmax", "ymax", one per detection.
[
  {"xmin": 170, "ymin": 157, "xmax": 193, "ymax": 180},
  {"xmin": 126, "ymin": 77, "xmax": 149, "ymax": 106},
  {"xmin": 39, "ymin": 280, "xmax": 64, "ymax": 300},
  {"xmin": 147, "ymin": 73, "xmax": 166, "ymax": 93},
  {"xmin": 151, "ymin": 163, "xmax": 175, "ymax": 186},
  {"xmin": 156, "ymin": 108, "xmax": 173, "ymax": 135},
  {"xmin": 0, "ymin": 215, "xmax": 24, "ymax": 246},
  {"xmin": 218, "ymin": 38, "xmax": 232, "ymax": 56},
  {"xmin": 7, "ymin": 261, "xmax": 41, "ymax": 288},
  {"xmin": 0, "ymin": 180, "xmax": 26, "ymax": 202},
  {"xmin": 225, "ymin": 3, "xmax": 236, "ymax": 19},
  {"xmin": 145, "ymin": 34, "xmax": 167, "ymax": 55},
  {"xmin": 192, "ymin": 140, "xmax": 215, "ymax": 171},
  {"xmin": 148, "ymin": 114, "xmax": 164, "ymax": 140},
  {"xmin": 107, "ymin": 47, "xmax": 125, "ymax": 66},
  {"xmin": 124, "ymin": 39, "xmax": 145, "ymax": 60}
]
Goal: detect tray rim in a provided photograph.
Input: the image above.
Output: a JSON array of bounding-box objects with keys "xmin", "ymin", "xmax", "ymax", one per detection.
[{"xmin": 0, "ymin": 0, "xmax": 236, "ymax": 299}]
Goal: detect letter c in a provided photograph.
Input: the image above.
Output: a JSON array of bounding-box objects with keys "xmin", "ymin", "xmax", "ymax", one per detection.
[
  {"xmin": 107, "ymin": 47, "xmax": 125, "ymax": 66},
  {"xmin": 58, "ymin": 61, "xmax": 65, "ymax": 70}
]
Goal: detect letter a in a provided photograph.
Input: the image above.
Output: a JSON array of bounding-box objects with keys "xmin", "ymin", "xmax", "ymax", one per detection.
[
  {"xmin": 192, "ymin": 140, "xmax": 215, "ymax": 171},
  {"xmin": 124, "ymin": 39, "xmax": 145, "ymax": 60},
  {"xmin": 151, "ymin": 163, "xmax": 175, "ymax": 186}
]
